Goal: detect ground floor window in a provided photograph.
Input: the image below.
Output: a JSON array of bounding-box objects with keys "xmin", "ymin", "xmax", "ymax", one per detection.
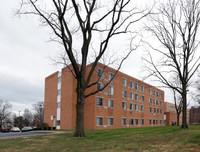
[
  {"xmin": 122, "ymin": 118, "xmax": 126, "ymax": 126},
  {"xmin": 149, "ymin": 119, "xmax": 151, "ymax": 125},
  {"xmin": 135, "ymin": 119, "xmax": 138, "ymax": 125},
  {"xmin": 130, "ymin": 118, "xmax": 134, "ymax": 126},
  {"xmin": 160, "ymin": 120, "xmax": 162, "ymax": 124},
  {"xmin": 108, "ymin": 118, "xmax": 113, "ymax": 126},
  {"xmin": 141, "ymin": 119, "xmax": 144, "ymax": 125},
  {"xmin": 96, "ymin": 117, "xmax": 103, "ymax": 126}
]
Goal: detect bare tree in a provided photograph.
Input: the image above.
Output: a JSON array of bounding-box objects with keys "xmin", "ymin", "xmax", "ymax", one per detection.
[
  {"xmin": 18, "ymin": 0, "xmax": 150, "ymax": 137},
  {"xmin": 172, "ymin": 89, "xmax": 183, "ymax": 126},
  {"xmin": 23, "ymin": 108, "xmax": 33, "ymax": 126},
  {"xmin": 32, "ymin": 101, "xmax": 44, "ymax": 124},
  {"xmin": 0, "ymin": 99, "xmax": 12, "ymax": 129},
  {"xmin": 143, "ymin": 0, "xmax": 200, "ymax": 129}
]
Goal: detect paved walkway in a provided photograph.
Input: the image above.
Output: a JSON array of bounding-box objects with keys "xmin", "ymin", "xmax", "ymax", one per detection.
[{"xmin": 0, "ymin": 131, "xmax": 62, "ymax": 139}]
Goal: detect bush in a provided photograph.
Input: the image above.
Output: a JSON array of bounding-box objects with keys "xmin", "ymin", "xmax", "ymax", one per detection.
[
  {"xmin": 48, "ymin": 127, "xmax": 51, "ymax": 130},
  {"xmin": 53, "ymin": 127, "xmax": 56, "ymax": 130}
]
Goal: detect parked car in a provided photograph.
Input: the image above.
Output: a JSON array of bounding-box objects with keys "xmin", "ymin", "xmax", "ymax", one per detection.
[
  {"xmin": 11, "ymin": 127, "xmax": 20, "ymax": 132},
  {"xmin": 1, "ymin": 126, "xmax": 11, "ymax": 132},
  {"xmin": 22, "ymin": 126, "xmax": 33, "ymax": 132}
]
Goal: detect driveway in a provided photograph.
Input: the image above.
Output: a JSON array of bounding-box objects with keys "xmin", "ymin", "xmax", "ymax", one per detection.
[{"xmin": 0, "ymin": 131, "xmax": 60, "ymax": 139}]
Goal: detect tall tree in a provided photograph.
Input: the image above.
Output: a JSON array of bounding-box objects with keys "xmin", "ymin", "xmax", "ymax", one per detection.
[
  {"xmin": 32, "ymin": 101, "xmax": 44, "ymax": 124},
  {"xmin": 0, "ymin": 99, "xmax": 12, "ymax": 129},
  {"xmin": 23, "ymin": 108, "xmax": 33, "ymax": 126},
  {"xmin": 143, "ymin": 0, "xmax": 200, "ymax": 129},
  {"xmin": 18, "ymin": 0, "xmax": 150, "ymax": 137}
]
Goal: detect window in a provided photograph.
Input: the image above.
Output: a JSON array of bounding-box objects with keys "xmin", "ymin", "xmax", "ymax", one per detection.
[
  {"xmin": 122, "ymin": 102, "xmax": 126, "ymax": 110},
  {"xmin": 108, "ymin": 86, "xmax": 114, "ymax": 95},
  {"xmin": 149, "ymin": 107, "xmax": 152, "ymax": 113},
  {"xmin": 149, "ymin": 119, "xmax": 151, "ymax": 125},
  {"xmin": 160, "ymin": 120, "xmax": 162, "ymax": 124},
  {"xmin": 160, "ymin": 101, "xmax": 163, "ymax": 106},
  {"xmin": 153, "ymin": 99, "xmax": 156, "ymax": 105},
  {"xmin": 156, "ymin": 100, "xmax": 159, "ymax": 105},
  {"xmin": 122, "ymin": 78, "xmax": 127, "ymax": 86},
  {"xmin": 108, "ymin": 99, "xmax": 114, "ymax": 108},
  {"xmin": 156, "ymin": 119, "xmax": 158, "ymax": 124},
  {"xmin": 97, "ymin": 83, "xmax": 103, "ymax": 92},
  {"xmin": 130, "ymin": 103, "xmax": 134, "ymax": 111},
  {"xmin": 135, "ymin": 83, "xmax": 139, "ymax": 90},
  {"xmin": 141, "ymin": 105, "xmax": 144, "ymax": 112},
  {"xmin": 96, "ymin": 117, "xmax": 103, "ymax": 126},
  {"xmin": 149, "ymin": 88, "xmax": 152, "ymax": 95},
  {"xmin": 135, "ymin": 104, "xmax": 138, "ymax": 111},
  {"xmin": 109, "ymin": 72, "xmax": 114, "ymax": 82},
  {"xmin": 154, "ymin": 108, "xmax": 156, "ymax": 113},
  {"xmin": 108, "ymin": 118, "xmax": 113, "ymax": 126},
  {"xmin": 130, "ymin": 81, "xmax": 134, "ymax": 89},
  {"xmin": 97, "ymin": 97, "xmax": 103, "ymax": 107},
  {"xmin": 157, "ymin": 108, "xmax": 159, "ymax": 113},
  {"xmin": 58, "ymin": 76, "xmax": 61, "ymax": 83},
  {"xmin": 122, "ymin": 90, "xmax": 127, "ymax": 98},
  {"xmin": 160, "ymin": 109, "xmax": 162, "ymax": 114},
  {"xmin": 141, "ymin": 119, "xmax": 144, "ymax": 125},
  {"xmin": 130, "ymin": 92, "xmax": 134, "ymax": 100},
  {"xmin": 57, "ymin": 102, "xmax": 61, "ymax": 108},
  {"xmin": 57, "ymin": 120, "xmax": 60, "ymax": 126},
  {"xmin": 130, "ymin": 118, "xmax": 134, "ymax": 125},
  {"xmin": 141, "ymin": 85, "xmax": 144, "ymax": 92},
  {"xmin": 97, "ymin": 68, "xmax": 104, "ymax": 78},
  {"xmin": 135, "ymin": 119, "xmax": 138, "ymax": 125},
  {"xmin": 156, "ymin": 91, "xmax": 159, "ymax": 97},
  {"xmin": 153, "ymin": 119, "xmax": 155, "ymax": 125},
  {"xmin": 122, "ymin": 118, "xmax": 126, "ymax": 126},
  {"xmin": 135, "ymin": 94, "xmax": 139, "ymax": 100},
  {"xmin": 141, "ymin": 95, "xmax": 145, "ymax": 102},
  {"xmin": 161, "ymin": 93, "xmax": 163, "ymax": 99},
  {"xmin": 149, "ymin": 98, "xmax": 152, "ymax": 104},
  {"xmin": 154, "ymin": 90, "xmax": 156, "ymax": 96},
  {"xmin": 57, "ymin": 89, "xmax": 61, "ymax": 96}
]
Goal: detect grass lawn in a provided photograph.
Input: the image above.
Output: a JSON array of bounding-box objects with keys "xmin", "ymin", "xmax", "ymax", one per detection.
[{"xmin": 0, "ymin": 125, "xmax": 200, "ymax": 152}]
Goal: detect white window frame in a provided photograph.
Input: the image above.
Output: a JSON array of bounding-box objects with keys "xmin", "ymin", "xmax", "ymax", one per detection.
[
  {"xmin": 96, "ymin": 116, "xmax": 103, "ymax": 126},
  {"xmin": 135, "ymin": 94, "xmax": 139, "ymax": 101},
  {"xmin": 122, "ymin": 101, "xmax": 126, "ymax": 110},
  {"xmin": 130, "ymin": 92, "xmax": 134, "ymax": 100},
  {"xmin": 97, "ymin": 97, "xmax": 103, "ymax": 107},
  {"xmin": 97, "ymin": 68, "xmax": 104, "ymax": 78},
  {"xmin": 141, "ymin": 105, "xmax": 144, "ymax": 112},
  {"xmin": 135, "ymin": 83, "xmax": 139, "ymax": 90},
  {"xmin": 141, "ymin": 85, "xmax": 144, "ymax": 92},
  {"xmin": 108, "ymin": 117, "xmax": 114, "ymax": 126},
  {"xmin": 130, "ymin": 118, "xmax": 134, "ymax": 126},
  {"xmin": 108, "ymin": 85, "xmax": 114, "ymax": 95},
  {"xmin": 108, "ymin": 99, "xmax": 114, "ymax": 108},
  {"xmin": 141, "ymin": 95, "xmax": 145, "ymax": 102},
  {"xmin": 109, "ymin": 72, "xmax": 114, "ymax": 82},
  {"xmin": 135, "ymin": 119, "xmax": 138, "ymax": 125},
  {"xmin": 122, "ymin": 78, "xmax": 127, "ymax": 86},
  {"xmin": 130, "ymin": 81, "xmax": 134, "ymax": 89},
  {"xmin": 122, "ymin": 90, "xmax": 127, "ymax": 98},
  {"xmin": 135, "ymin": 104, "xmax": 138, "ymax": 111},
  {"xmin": 122, "ymin": 118, "xmax": 126, "ymax": 126},
  {"xmin": 149, "ymin": 98, "xmax": 152, "ymax": 104},
  {"xmin": 141, "ymin": 119, "xmax": 144, "ymax": 125},
  {"xmin": 97, "ymin": 82, "xmax": 104, "ymax": 92},
  {"xmin": 149, "ymin": 107, "xmax": 152, "ymax": 113},
  {"xmin": 149, "ymin": 88, "xmax": 152, "ymax": 95},
  {"xmin": 130, "ymin": 103, "xmax": 134, "ymax": 111}
]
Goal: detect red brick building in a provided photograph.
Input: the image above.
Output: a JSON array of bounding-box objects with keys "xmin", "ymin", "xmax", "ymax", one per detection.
[
  {"xmin": 190, "ymin": 106, "xmax": 200, "ymax": 124},
  {"xmin": 44, "ymin": 63, "xmax": 165, "ymax": 129},
  {"xmin": 164, "ymin": 102, "xmax": 190, "ymax": 126}
]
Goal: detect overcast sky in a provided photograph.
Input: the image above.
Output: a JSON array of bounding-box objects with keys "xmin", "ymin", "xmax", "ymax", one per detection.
[{"xmin": 0, "ymin": 0, "xmax": 198, "ymax": 115}]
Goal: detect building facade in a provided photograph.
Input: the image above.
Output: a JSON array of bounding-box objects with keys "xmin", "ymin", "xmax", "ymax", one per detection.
[
  {"xmin": 44, "ymin": 63, "xmax": 165, "ymax": 129},
  {"xmin": 164, "ymin": 102, "xmax": 189, "ymax": 126},
  {"xmin": 190, "ymin": 106, "xmax": 200, "ymax": 124}
]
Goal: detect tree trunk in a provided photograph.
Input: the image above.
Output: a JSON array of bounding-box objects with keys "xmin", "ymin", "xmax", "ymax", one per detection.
[
  {"xmin": 181, "ymin": 90, "xmax": 188, "ymax": 129},
  {"xmin": 177, "ymin": 113, "xmax": 180, "ymax": 126},
  {"xmin": 74, "ymin": 80, "xmax": 85, "ymax": 137}
]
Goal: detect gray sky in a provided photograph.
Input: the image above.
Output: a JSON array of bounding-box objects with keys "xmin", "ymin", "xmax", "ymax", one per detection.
[{"xmin": 0, "ymin": 0, "xmax": 198, "ymax": 115}]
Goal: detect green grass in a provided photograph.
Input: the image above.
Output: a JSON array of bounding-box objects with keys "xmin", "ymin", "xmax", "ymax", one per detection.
[{"xmin": 0, "ymin": 125, "xmax": 200, "ymax": 152}]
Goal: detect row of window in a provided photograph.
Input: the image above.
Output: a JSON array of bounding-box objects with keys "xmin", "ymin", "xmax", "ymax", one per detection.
[
  {"xmin": 149, "ymin": 107, "xmax": 162, "ymax": 114},
  {"xmin": 98, "ymin": 68, "xmax": 163, "ymax": 99},
  {"xmin": 96, "ymin": 117, "xmax": 163, "ymax": 126},
  {"xmin": 149, "ymin": 88, "xmax": 163, "ymax": 99},
  {"xmin": 149, "ymin": 98, "xmax": 163, "ymax": 106}
]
